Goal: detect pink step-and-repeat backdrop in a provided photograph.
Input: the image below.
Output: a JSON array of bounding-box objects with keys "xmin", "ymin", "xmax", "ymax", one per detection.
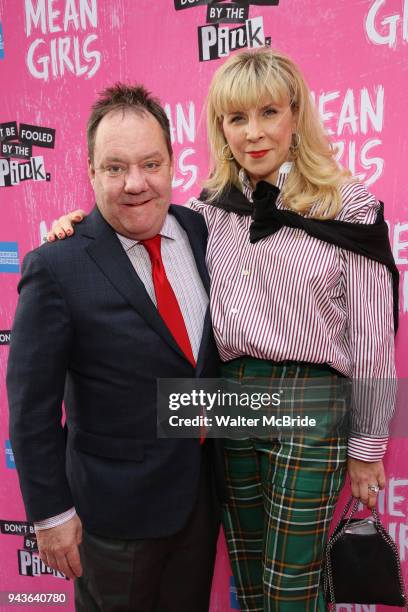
[{"xmin": 0, "ymin": 1, "xmax": 408, "ymax": 610}]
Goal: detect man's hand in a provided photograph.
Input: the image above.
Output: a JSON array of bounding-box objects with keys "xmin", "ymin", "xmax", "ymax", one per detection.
[
  {"xmin": 36, "ymin": 514, "xmax": 83, "ymax": 579},
  {"xmin": 47, "ymin": 209, "xmax": 86, "ymax": 242},
  {"xmin": 347, "ymin": 457, "xmax": 386, "ymax": 509}
]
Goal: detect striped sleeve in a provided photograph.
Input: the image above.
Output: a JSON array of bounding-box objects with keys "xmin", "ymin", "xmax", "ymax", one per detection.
[
  {"xmin": 341, "ymin": 183, "xmax": 396, "ymax": 461},
  {"xmin": 34, "ymin": 507, "xmax": 77, "ymax": 532},
  {"xmin": 348, "ymin": 436, "xmax": 388, "ymax": 461}
]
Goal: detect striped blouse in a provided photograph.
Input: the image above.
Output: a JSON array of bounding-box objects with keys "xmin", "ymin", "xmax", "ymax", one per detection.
[{"xmin": 187, "ymin": 164, "xmax": 396, "ymax": 461}]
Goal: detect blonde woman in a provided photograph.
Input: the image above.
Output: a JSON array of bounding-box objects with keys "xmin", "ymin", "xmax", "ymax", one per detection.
[{"xmin": 48, "ymin": 49, "xmax": 397, "ymax": 611}]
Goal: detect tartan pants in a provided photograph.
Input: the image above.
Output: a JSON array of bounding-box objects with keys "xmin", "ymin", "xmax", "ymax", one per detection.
[{"xmin": 221, "ymin": 358, "xmax": 348, "ymax": 612}]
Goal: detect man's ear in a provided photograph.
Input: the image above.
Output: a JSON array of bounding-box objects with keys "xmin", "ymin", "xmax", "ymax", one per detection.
[{"xmin": 88, "ymin": 158, "xmax": 95, "ymax": 187}]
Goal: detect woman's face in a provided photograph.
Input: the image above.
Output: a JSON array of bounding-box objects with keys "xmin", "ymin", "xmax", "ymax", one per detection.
[{"xmin": 222, "ymin": 95, "xmax": 297, "ymax": 187}]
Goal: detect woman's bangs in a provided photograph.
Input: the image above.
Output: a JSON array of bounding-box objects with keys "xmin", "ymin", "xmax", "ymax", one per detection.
[{"xmin": 213, "ymin": 62, "xmax": 290, "ymax": 116}]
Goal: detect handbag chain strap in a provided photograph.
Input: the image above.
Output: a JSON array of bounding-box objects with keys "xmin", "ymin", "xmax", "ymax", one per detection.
[
  {"xmin": 324, "ymin": 496, "xmax": 360, "ymax": 609},
  {"xmin": 370, "ymin": 506, "xmax": 408, "ymax": 607},
  {"xmin": 323, "ymin": 496, "xmax": 408, "ymax": 610}
]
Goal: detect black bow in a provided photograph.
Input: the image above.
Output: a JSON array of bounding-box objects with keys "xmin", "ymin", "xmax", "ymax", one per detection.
[
  {"xmin": 248, "ymin": 180, "xmax": 399, "ymax": 333},
  {"xmin": 250, "ymin": 180, "xmax": 287, "ymax": 240},
  {"xmin": 199, "ymin": 185, "xmax": 253, "ymax": 216}
]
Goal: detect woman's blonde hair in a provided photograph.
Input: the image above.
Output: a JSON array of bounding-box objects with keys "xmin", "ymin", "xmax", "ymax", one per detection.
[{"xmin": 204, "ymin": 48, "xmax": 350, "ymax": 218}]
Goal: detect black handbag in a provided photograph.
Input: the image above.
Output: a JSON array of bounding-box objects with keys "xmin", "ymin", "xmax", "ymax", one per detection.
[{"xmin": 323, "ymin": 496, "xmax": 407, "ymax": 609}]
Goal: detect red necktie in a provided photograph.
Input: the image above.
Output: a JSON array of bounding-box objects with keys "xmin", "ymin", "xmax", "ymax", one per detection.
[
  {"xmin": 142, "ymin": 236, "xmax": 206, "ymax": 444},
  {"xmin": 142, "ymin": 235, "xmax": 196, "ymax": 367}
]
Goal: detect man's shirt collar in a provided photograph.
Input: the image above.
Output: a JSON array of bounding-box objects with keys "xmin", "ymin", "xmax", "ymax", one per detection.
[{"xmin": 116, "ymin": 212, "xmax": 176, "ymax": 251}]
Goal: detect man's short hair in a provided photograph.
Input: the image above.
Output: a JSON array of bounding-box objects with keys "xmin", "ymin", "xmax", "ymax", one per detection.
[{"xmin": 87, "ymin": 83, "xmax": 172, "ymax": 162}]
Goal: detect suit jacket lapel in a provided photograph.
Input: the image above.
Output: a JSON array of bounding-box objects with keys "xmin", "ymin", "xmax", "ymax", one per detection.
[
  {"xmin": 169, "ymin": 205, "xmax": 213, "ymax": 373},
  {"xmin": 195, "ymin": 308, "xmax": 213, "ymax": 375},
  {"xmin": 81, "ymin": 207, "xmax": 188, "ymax": 362}
]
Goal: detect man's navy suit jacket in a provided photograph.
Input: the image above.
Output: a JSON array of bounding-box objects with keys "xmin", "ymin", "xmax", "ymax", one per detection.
[{"xmin": 7, "ymin": 204, "xmax": 221, "ymax": 539}]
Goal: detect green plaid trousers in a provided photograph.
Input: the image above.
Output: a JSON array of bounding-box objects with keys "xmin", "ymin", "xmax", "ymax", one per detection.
[{"xmin": 221, "ymin": 358, "xmax": 349, "ymax": 612}]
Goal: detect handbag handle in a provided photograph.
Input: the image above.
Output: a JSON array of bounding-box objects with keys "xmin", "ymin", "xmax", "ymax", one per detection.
[
  {"xmin": 330, "ymin": 495, "xmax": 360, "ymax": 537},
  {"xmin": 336, "ymin": 495, "xmax": 396, "ymax": 534}
]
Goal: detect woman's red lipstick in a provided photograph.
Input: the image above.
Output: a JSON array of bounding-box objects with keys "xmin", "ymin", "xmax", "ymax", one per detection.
[{"xmin": 248, "ymin": 150, "xmax": 269, "ymax": 158}]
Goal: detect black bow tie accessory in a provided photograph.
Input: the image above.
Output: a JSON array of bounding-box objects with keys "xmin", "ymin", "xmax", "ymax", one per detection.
[
  {"xmin": 250, "ymin": 180, "xmax": 282, "ymax": 240},
  {"xmin": 248, "ymin": 180, "xmax": 399, "ymax": 332},
  {"xmin": 250, "ymin": 180, "xmax": 309, "ymax": 242}
]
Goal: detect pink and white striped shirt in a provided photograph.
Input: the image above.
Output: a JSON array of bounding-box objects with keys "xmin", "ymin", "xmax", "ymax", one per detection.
[{"xmin": 188, "ymin": 164, "xmax": 396, "ymax": 461}]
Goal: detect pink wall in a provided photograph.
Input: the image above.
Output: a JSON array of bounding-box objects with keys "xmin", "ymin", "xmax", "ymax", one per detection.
[{"xmin": 0, "ymin": 1, "xmax": 407, "ymax": 610}]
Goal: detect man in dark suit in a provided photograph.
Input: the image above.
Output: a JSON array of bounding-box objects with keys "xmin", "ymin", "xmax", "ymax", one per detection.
[{"xmin": 7, "ymin": 84, "xmax": 220, "ymax": 612}]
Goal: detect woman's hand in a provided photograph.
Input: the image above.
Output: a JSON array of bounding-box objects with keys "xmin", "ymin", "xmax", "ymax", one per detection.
[
  {"xmin": 46, "ymin": 209, "xmax": 86, "ymax": 242},
  {"xmin": 347, "ymin": 457, "xmax": 385, "ymax": 508}
]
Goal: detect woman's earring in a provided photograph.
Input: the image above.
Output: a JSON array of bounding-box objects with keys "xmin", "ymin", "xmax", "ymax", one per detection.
[
  {"xmin": 290, "ymin": 133, "xmax": 300, "ymax": 156},
  {"xmin": 220, "ymin": 143, "xmax": 234, "ymax": 161}
]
